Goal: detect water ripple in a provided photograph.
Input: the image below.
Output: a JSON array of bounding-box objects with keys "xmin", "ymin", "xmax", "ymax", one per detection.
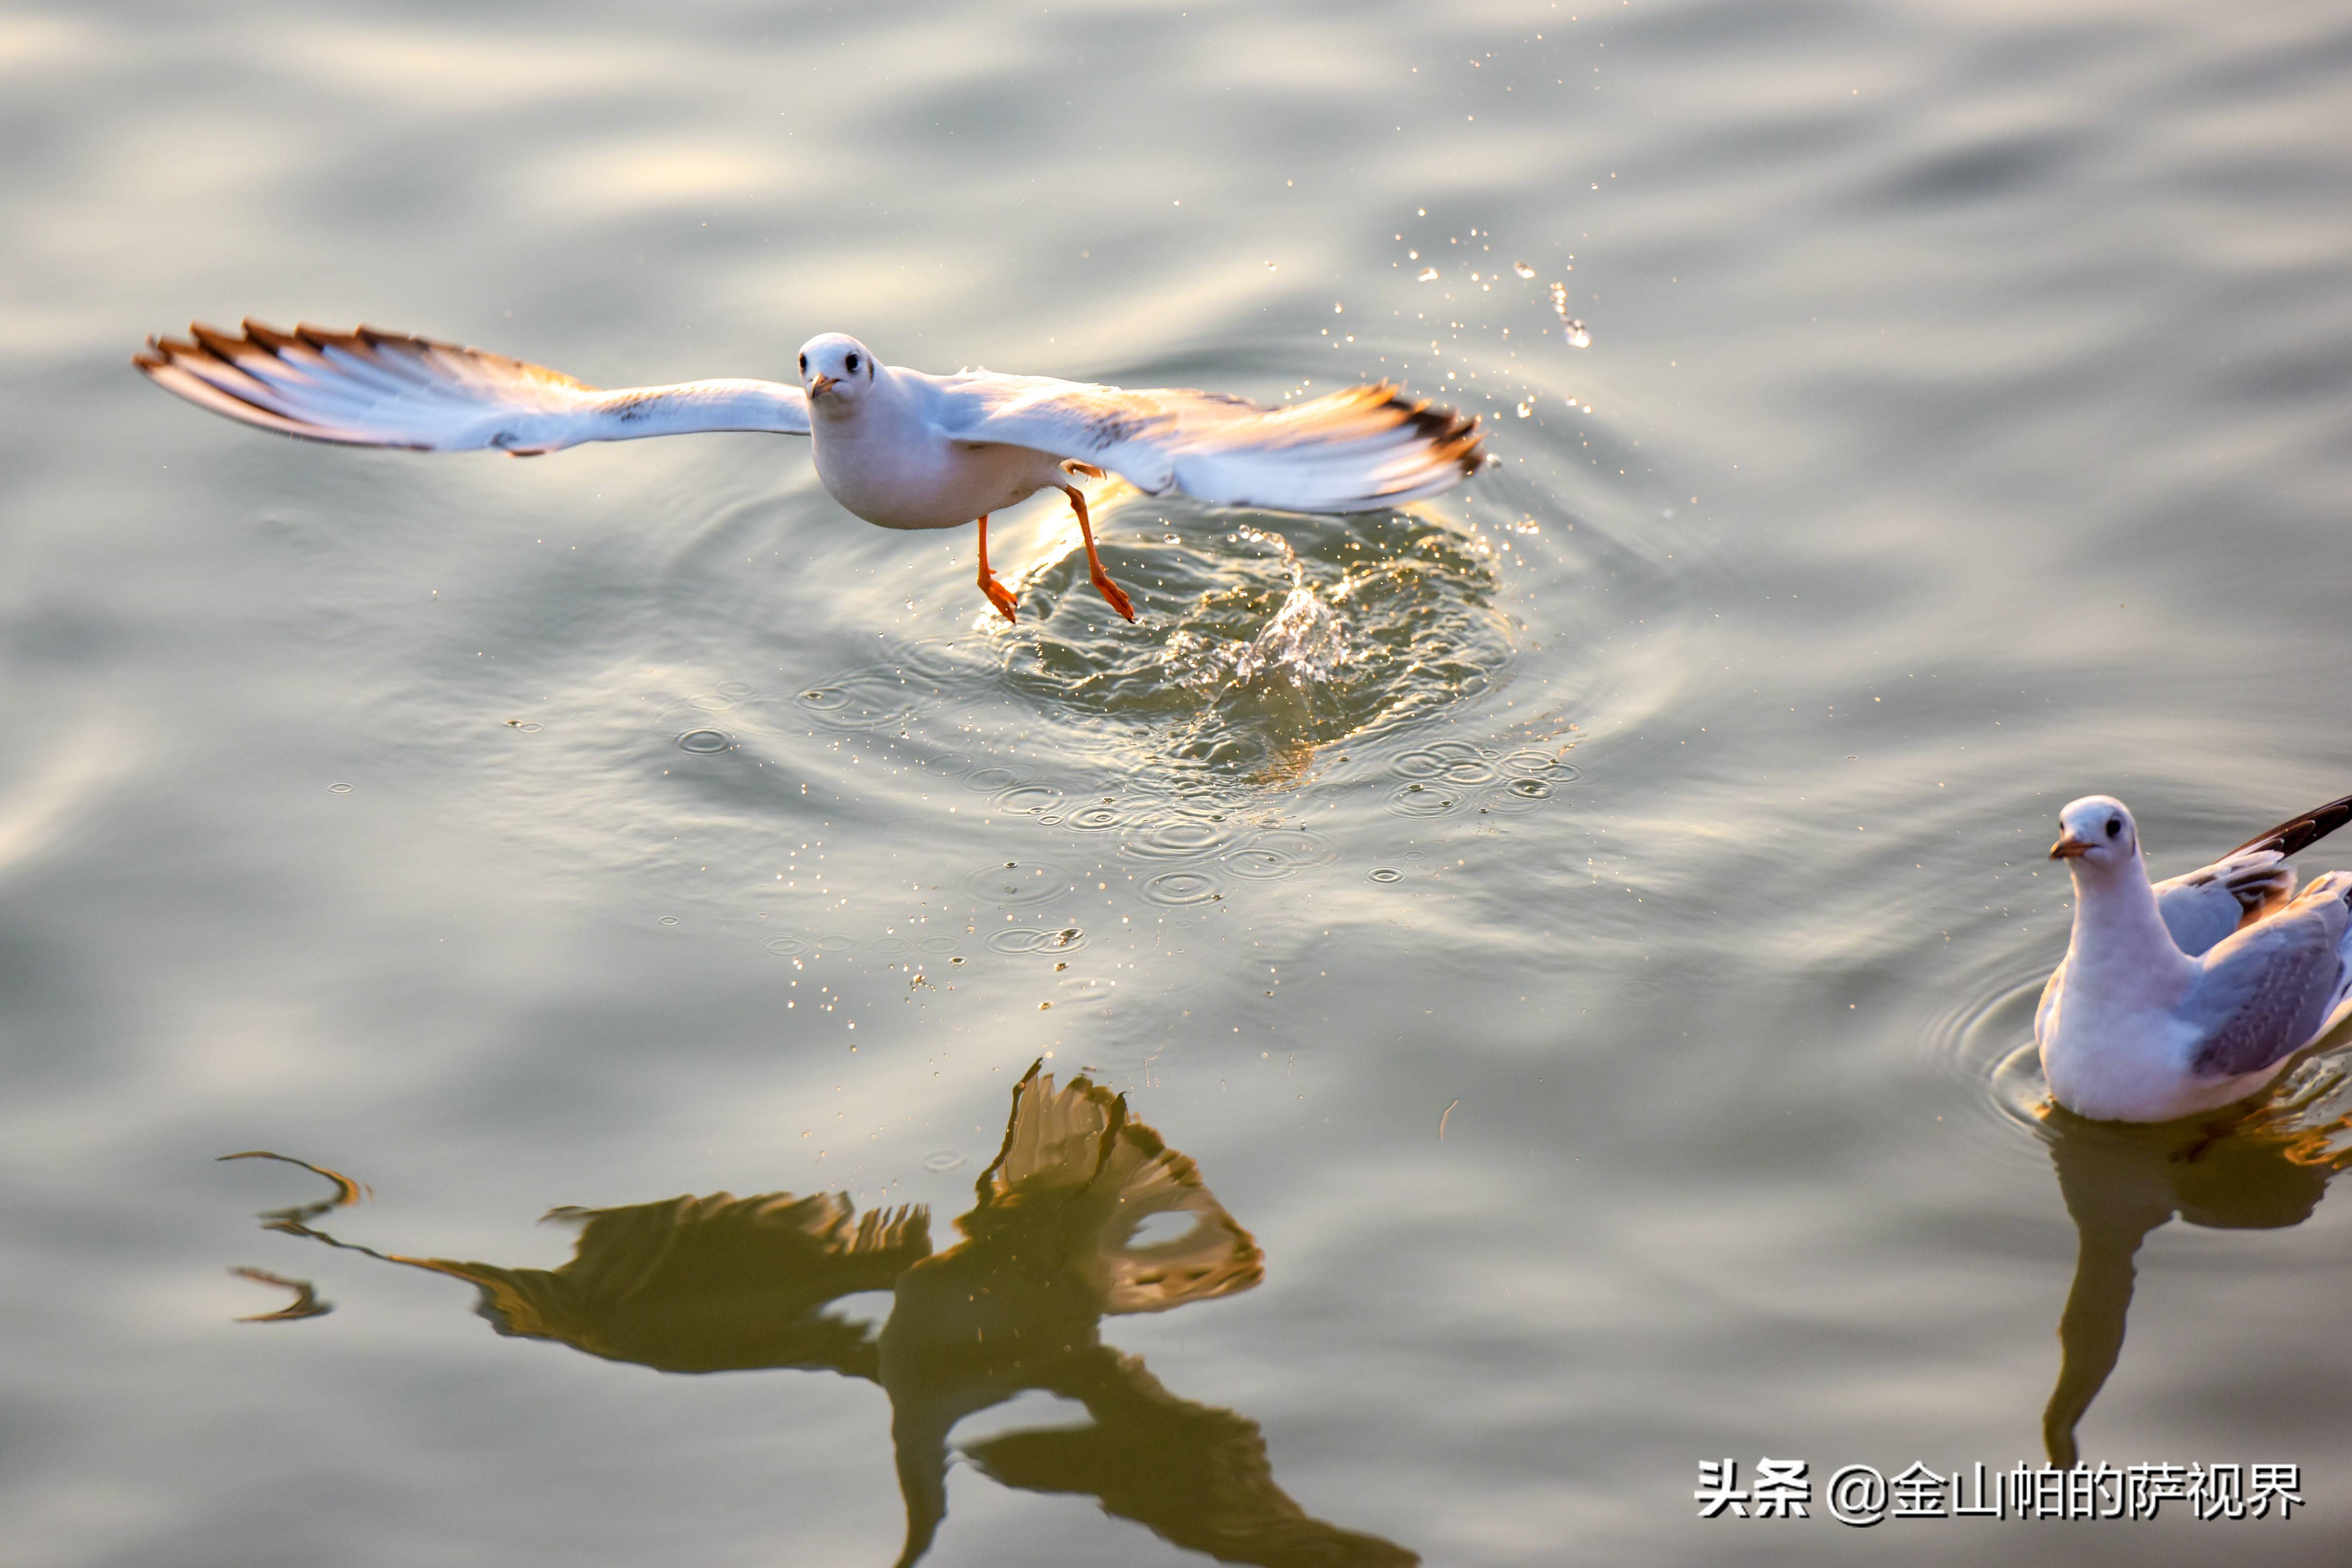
[
  {"xmin": 985, "ymin": 924, "xmax": 1089, "ymax": 955},
  {"xmin": 1142, "ymin": 870, "xmax": 1223, "ymax": 907},
  {"xmin": 959, "ymin": 860, "xmax": 1070, "ymax": 909}
]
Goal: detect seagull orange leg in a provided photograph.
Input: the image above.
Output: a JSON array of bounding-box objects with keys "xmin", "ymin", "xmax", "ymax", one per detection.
[
  {"xmin": 975, "ymin": 514, "xmax": 1018, "ymax": 623},
  {"xmin": 1059, "ymin": 483, "xmax": 1136, "ymax": 623}
]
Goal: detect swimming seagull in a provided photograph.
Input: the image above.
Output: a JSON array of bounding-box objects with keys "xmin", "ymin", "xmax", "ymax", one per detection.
[
  {"xmin": 2037, "ymin": 791, "xmax": 2352, "ymax": 1122},
  {"xmin": 134, "ymin": 321, "xmax": 1483, "ymax": 624}
]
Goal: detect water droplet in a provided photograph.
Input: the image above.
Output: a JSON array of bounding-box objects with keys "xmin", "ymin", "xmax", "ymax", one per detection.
[
  {"xmin": 1564, "ymin": 320, "xmax": 1591, "ymax": 348},
  {"xmin": 1515, "ymin": 402, "xmax": 1532, "ymax": 418},
  {"xmin": 327, "ymin": 782, "xmax": 353, "ymax": 794},
  {"xmin": 922, "ymin": 1150, "xmax": 966, "ymax": 1171},
  {"xmin": 1369, "ymin": 867, "xmax": 1403, "ymax": 883},
  {"xmin": 658, "ymin": 916, "xmax": 680, "ymax": 927},
  {"xmin": 677, "ymin": 729, "xmax": 730, "ymax": 753},
  {"xmin": 764, "ymin": 937, "xmax": 808, "ymax": 956},
  {"xmin": 1513, "ymin": 262, "xmax": 1536, "ymax": 279},
  {"xmin": 1417, "ymin": 268, "xmax": 1440, "ymax": 282}
]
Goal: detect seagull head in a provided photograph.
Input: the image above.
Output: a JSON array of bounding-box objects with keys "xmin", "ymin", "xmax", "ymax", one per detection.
[
  {"xmin": 2050, "ymin": 795, "xmax": 2140, "ymax": 872},
  {"xmin": 798, "ymin": 333, "xmax": 876, "ymax": 409}
]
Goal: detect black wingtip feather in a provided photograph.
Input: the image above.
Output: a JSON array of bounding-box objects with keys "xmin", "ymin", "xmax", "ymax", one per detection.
[
  {"xmin": 2227, "ymin": 792, "xmax": 2352, "ymax": 860},
  {"xmin": 1383, "ymin": 388, "xmax": 1483, "ymax": 477}
]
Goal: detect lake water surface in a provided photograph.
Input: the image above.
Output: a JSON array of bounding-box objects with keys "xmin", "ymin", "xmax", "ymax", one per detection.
[{"xmin": 6, "ymin": 1, "xmax": 2352, "ymax": 1564}]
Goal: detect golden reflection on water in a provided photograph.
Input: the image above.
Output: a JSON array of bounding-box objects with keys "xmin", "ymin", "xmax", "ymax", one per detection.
[
  {"xmin": 2034, "ymin": 1072, "xmax": 2352, "ymax": 1470},
  {"xmin": 218, "ymin": 1150, "xmax": 372, "ymax": 1229},
  {"xmin": 226, "ymin": 1267, "xmax": 332, "ymax": 1323},
  {"xmin": 225, "ymin": 1064, "xmax": 1415, "ymax": 1568}
]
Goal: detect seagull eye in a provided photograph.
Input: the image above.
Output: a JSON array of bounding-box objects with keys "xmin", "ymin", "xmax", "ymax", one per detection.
[
  {"xmin": 2105, "ymin": 818, "xmax": 2121, "ymax": 838},
  {"xmin": 846, "ymin": 353, "xmax": 861, "ymax": 373},
  {"xmin": 799, "ymin": 353, "xmax": 807, "ymax": 372}
]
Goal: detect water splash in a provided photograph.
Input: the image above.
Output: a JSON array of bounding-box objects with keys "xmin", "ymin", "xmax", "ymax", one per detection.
[
  {"xmin": 979, "ymin": 500, "xmax": 1512, "ymax": 784},
  {"xmin": 1169, "ymin": 527, "xmax": 1350, "ymax": 693}
]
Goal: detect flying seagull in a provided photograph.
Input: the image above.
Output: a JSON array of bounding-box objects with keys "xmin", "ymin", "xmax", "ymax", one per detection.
[
  {"xmin": 134, "ymin": 320, "xmax": 1483, "ymax": 624},
  {"xmin": 2037, "ymin": 791, "xmax": 2352, "ymax": 1121}
]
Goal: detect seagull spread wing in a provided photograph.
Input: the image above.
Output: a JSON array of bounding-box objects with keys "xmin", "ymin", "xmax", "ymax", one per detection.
[
  {"xmin": 2185, "ymin": 873, "xmax": 2352, "ymax": 1080},
  {"xmin": 918, "ymin": 369, "xmax": 1481, "ymax": 513},
  {"xmin": 135, "ymin": 320, "xmax": 809, "ymax": 455}
]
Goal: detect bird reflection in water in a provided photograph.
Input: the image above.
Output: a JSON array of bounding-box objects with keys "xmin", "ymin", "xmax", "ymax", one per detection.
[
  {"xmin": 225, "ymin": 1063, "xmax": 1416, "ymax": 1568},
  {"xmin": 2036, "ymin": 1068, "xmax": 2352, "ymax": 1469}
]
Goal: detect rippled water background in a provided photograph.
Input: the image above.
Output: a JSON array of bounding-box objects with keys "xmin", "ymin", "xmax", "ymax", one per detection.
[{"xmin": 6, "ymin": 1, "xmax": 2352, "ymax": 1563}]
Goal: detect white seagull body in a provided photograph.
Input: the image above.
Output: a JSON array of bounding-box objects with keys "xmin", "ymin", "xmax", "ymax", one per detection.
[
  {"xmin": 134, "ymin": 320, "xmax": 1482, "ymax": 623},
  {"xmin": 2036, "ymin": 792, "xmax": 2352, "ymax": 1122}
]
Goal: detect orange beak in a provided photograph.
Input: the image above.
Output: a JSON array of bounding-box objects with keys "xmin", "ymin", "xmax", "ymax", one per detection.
[
  {"xmin": 808, "ymin": 373, "xmax": 838, "ymax": 398},
  {"xmin": 2049, "ymin": 832, "xmax": 2092, "ymax": 860}
]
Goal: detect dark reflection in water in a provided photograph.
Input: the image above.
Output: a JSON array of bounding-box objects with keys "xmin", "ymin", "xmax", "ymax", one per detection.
[
  {"xmin": 226, "ymin": 1066, "xmax": 1415, "ymax": 1568},
  {"xmin": 2035, "ymin": 1076, "xmax": 2352, "ymax": 1470}
]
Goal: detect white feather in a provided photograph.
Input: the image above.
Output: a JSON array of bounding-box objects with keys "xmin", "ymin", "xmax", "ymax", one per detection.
[{"xmin": 136, "ymin": 321, "xmax": 809, "ymax": 454}]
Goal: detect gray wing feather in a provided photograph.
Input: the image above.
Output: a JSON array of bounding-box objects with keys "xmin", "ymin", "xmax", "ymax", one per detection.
[
  {"xmin": 2184, "ymin": 875, "xmax": 2352, "ymax": 1079},
  {"xmin": 2154, "ymin": 850, "xmax": 2293, "ymax": 956}
]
